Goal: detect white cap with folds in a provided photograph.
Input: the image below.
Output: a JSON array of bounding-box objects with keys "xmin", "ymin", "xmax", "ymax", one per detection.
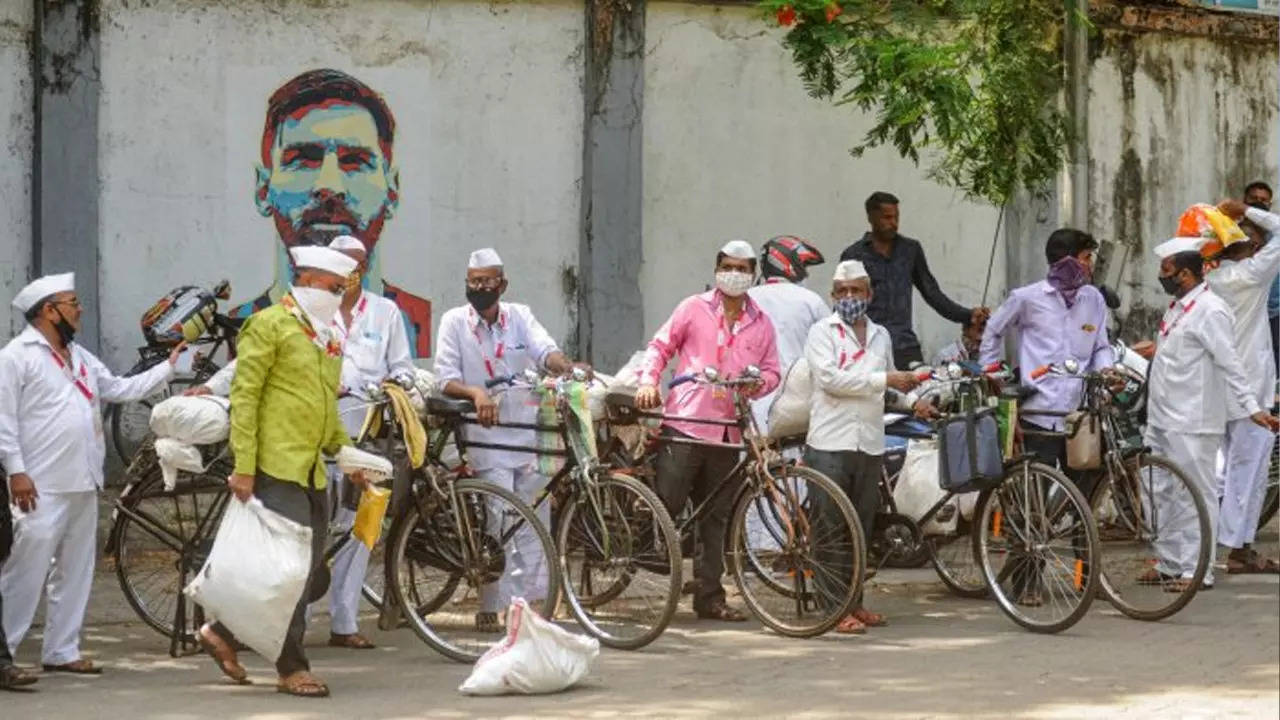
[
  {"xmin": 832, "ymin": 260, "xmax": 868, "ymax": 281},
  {"xmin": 328, "ymin": 235, "xmax": 366, "ymax": 253},
  {"xmin": 290, "ymin": 246, "xmax": 358, "ymax": 277},
  {"xmin": 719, "ymin": 239, "xmax": 755, "ymax": 260},
  {"xmin": 1153, "ymin": 236, "xmax": 1209, "ymax": 259},
  {"xmin": 468, "ymin": 248, "xmax": 503, "ymax": 269},
  {"xmin": 12, "ymin": 272, "xmax": 75, "ymax": 313}
]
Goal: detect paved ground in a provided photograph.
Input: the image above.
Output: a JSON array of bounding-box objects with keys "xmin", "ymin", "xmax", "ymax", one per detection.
[{"xmin": 6, "ymin": 534, "xmax": 1278, "ymax": 720}]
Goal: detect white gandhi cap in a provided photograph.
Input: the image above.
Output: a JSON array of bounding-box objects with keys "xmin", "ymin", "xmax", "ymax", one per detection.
[
  {"xmin": 832, "ymin": 260, "xmax": 868, "ymax": 281},
  {"xmin": 1153, "ymin": 236, "xmax": 1209, "ymax": 259},
  {"xmin": 13, "ymin": 272, "xmax": 75, "ymax": 313},
  {"xmin": 289, "ymin": 245, "xmax": 358, "ymax": 277},
  {"xmin": 719, "ymin": 239, "xmax": 755, "ymax": 260},
  {"xmin": 469, "ymin": 248, "xmax": 503, "ymax": 269}
]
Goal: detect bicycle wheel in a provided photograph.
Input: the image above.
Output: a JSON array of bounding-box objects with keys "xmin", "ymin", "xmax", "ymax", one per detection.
[
  {"xmin": 112, "ymin": 461, "xmax": 231, "ymax": 642},
  {"xmin": 1091, "ymin": 453, "xmax": 1209, "ymax": 621},
  {"xmin": 387, "ymin": 478, "xmax": 561, "ymax": 663},
  {"xmin": 727, "ymin": 465, "xmax": 863, "ymax": 637},
  {"xmin": 927, "ymin": 517, "xmax": 987, "ymax": 598},
  {"xmin": 1257, "ymin": 440, "xmax": 1278, "ymax": 532},
  {"xmin": 556, "ymin": 472, "xmax": 681, "ymax": 650},
  {"xmin": 972, "ymin": 461, "xmax": 1099, "ymax": 634}
]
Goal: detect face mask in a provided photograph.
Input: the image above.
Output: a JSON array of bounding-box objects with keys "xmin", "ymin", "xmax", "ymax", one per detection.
[
  {"xmin": 1247, "ymin": 201, "xmax": 1269, "ymax": 211},
  {"xmin": 715, "ymin": 271, "xmax": 753, "ymax": 297},
  {"xmin": 834, "ymin": 297, "xmax": 868, "ymax": 326},
  {"xmin": 344, "ymin": 271, "xmax": 362, "ymax": 293},
  {"xmin": 1157, "ymin": 272, "xmax": 1182, "ymax": 297},
  {"xmin": 466, "ymin": 287, "xmax": 501, "ymax": 313},
  {"xmin": 52, "ymin": 306, "xmax": 76, "ymax": 345},
  {"xmin": 291, "ymin": 285, "xmax": 342, "ymax": 325},
  {"xmin": 1047, "ymin": 256, "xmax": 1090, "ymax": 307}
]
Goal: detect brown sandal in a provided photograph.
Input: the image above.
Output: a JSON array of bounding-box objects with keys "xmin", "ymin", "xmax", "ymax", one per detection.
[
  {"xmin": 41, "ymin": 659, "xmax": 102, "ymax": 675},
  {"xmin": 853, "ymin": 607, "xmax": 888, "ymax": 627},
  {"xmin": 834, "ymin": 614, "xmax": 867, "ymax": 635},
  {"xmin": 197, "ymin": 625, "xmax": 249, "ymax": 685},
  {"xmin": 328, "ymin": 633, "xmax": 376, "ymax": 650},
  {"xmin": 694, "ymin": 602, "xmax": 748, "ymax": 622},
  {"xmin": 276, "ymin": 671, "xmax": 330, "ymax": 698},
  {"xmin": 1227, "ymin": 552, "xmax": 1280, "ymax": 575}
]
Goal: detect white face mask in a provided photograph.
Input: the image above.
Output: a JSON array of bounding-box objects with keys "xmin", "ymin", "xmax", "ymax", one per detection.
[
  {"xmin": 715, "ymin": 271, "xmax": 753, "ymax": 297},
  {"xmin": 291, "ymin": 285, "xmax": 343, "ymax": 327}
]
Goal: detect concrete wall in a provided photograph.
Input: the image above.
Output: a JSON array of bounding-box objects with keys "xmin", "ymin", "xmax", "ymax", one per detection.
[
  {"xmin": 94, "ymin": 0, "xmax": 584, "ymax": 367},
  {"xmin": 642, "ymin": 2, "xmax": 1004, "ymax": 360},
  {"xmin": 1086, "ymin": 27, "xmax": 1279, "ymax": 337},
  {"xmin": 0, "ymin": 1, "xmax": 32, "ymax": 340}
]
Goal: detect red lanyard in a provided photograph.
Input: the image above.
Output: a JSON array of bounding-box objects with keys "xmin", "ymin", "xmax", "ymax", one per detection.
[
  {"xmin": 48, "ymin": 349, "xmax": 93, "ymax": 402},
  {"xmin": 339, "ymin": 296, "xmax": 369, "ymax": 342},
  {"xmin": 715, "ymin": 314, "xmax": 737, "ymax": 364},
  {"xmin": 470, "ymin": 309, "xmax": 507, "ymax": 379},
  {"xmin": 1159, "ymin": 285, "xmax": 1207, "ymax": 338},
  {"xmin": 834, "ymin": 325, "xmax": 866, "ymax": 369}
]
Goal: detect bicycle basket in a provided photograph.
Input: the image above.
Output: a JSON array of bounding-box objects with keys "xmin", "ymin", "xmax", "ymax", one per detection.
[
  {"xmin": 140, "ymin": 286, "xmax": 217, "ymax": 346},
  {"xmin": 936, "ymin": 407, "xmax": 1003, "ymax": 494}
]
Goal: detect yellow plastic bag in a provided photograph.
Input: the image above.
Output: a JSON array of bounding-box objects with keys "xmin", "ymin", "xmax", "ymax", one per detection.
[{"xmin": 352, "ymin": 486, "xmax": 391, "ymax": 550}]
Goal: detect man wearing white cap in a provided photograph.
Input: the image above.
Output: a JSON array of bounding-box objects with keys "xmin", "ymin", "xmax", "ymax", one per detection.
[
  {"xmin": 803, "ymin": 260, "xmax": 920, "ymax": 634},
  {"xmin": 0, "ymin": 273, "xmax": 182, "ymax": 675},
  {"xmin": 434, "ymin": 247, "xmax": 588, "ymax": 632},
  {"xmin": 1202, "ymin": 200, "xmax": 1280, "ymax": 574},
  {"xmin": 196, "ymin": 245, "xmax": 361, "ymax": 698},
  {"xmin": 635, "ymin": 240, "xmax": 781, "ymax": 621},
  {"xmin": 193, "ymin": 236, "xmax": 413, "ymax": 648},
  {"xmin": 1144, "ymin": 237, "xmax": 1276, "ymax": 591}
]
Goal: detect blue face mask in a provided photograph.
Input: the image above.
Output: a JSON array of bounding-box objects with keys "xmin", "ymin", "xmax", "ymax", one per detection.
[{"xmin": 835, "ymin": 297, "xmax": 868, "ymax": 326}]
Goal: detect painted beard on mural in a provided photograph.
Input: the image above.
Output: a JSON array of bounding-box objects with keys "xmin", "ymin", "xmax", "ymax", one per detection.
[{"xmin": 231, "ymin": 68, "xmax": 433, "ymax": 357}]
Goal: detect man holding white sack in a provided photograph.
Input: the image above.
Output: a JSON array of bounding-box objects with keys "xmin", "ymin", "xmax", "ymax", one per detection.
[
  {"xmin": 197, "ymin": 235, "xmax": 413, "ymax": 649},
  {"xmin": 434, "ymin": 248, "xmax": 589, "ymax": 633},
  {"xmin": 0, "ymin": 273, "xmax": 181, "ymax": 674},
  {"xmin": 197, "ymin": 245, "xmax": 360, "ymax": 698}
]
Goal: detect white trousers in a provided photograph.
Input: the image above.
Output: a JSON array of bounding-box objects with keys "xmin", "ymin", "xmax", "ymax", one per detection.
[
  {"xmin": 1217, "ymin": 418, "xmax": 1276, "ymax": 549},
  {"xmin": 476, "ymin": 465, "xmax": 551, "ymax": 613},
  {"xmin": 1, "ymin": 491, "xmax": 97, "ymax": 665},
  {"xmin": 324, "ymin": 464, "xmax": 372, "ymax": 636},
  {"xmin": 1145, "ymin": 427, "xmax": 1220, "ymax": 585}
]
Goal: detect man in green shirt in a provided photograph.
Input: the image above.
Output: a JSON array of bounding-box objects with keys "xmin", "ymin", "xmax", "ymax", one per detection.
[{"xmin": 197, "ymin": 245, "xmax": 359, "ymax": 698}]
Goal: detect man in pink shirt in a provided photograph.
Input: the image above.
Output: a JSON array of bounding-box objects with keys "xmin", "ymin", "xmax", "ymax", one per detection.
[{"xmin": 636, "ymin": 240, "xmax": 781, "ymax": 621}]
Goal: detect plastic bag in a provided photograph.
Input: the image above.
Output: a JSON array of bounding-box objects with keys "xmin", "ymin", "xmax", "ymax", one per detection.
[
  {"xmin": 893, "ymin": 439, "xmax": 956, "ymax": 535},
  {"xmin": 352, "ymin": 486, "xmax": 391, "ymax": 550},
  {"xmin": 184, "ymin": 497, "xmax": 312, "ymax": 662},
  {"xmin": 150, "ymin": 395, "xmax": 230, "ymax": 444},
  {"xmin": 153, "ymin": 437, "xmax": 205, "ymax": 491},
  {"xmin": 766, "ymin": 358, "xmax": 811, "ymax": 440},
  {"xmin": 336, "ymin": 445, "xmax": 393, "ymax": 481},
  {"xmin": 458, "ymin": 598, "xmax": 599, "ymax": 696}
]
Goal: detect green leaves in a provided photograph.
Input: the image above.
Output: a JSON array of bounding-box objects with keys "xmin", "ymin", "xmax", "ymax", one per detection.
[{"xmin": 759, "ymin": 0, "xmax": 1075, "ymax": 205}]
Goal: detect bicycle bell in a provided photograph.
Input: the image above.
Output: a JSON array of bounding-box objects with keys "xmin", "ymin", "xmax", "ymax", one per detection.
[
  {"xmin": 743, "ymin": 364, "xmax": 761, "ymax": 379},
  {"xmin": 1063, "ymin": 358, "xmax": 1081, "ymax": 375},
  {"xmin": 946, "ymin": 362, "xmax": 963, "ymax": 380},
  {"xmin": 703, "ymin": 366, "xmax": 721, "ymax": 382},
  {"xmin": 522, "ymin": 368, "xmax": 541, "ymax": 385},
  {"xmin": 570, "ymin": 366, "xmax": 589, "ymax": 382}
]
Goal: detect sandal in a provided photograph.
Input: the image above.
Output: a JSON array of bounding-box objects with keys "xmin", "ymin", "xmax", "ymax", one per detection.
[
  {"xmin": 694, "ymin": 602, "xmax": 748, "ymax": 622},
  {"xmin": 853, "ymin": 607, "xmax": 888, "ymax": 627},
  {"xmin": 197, "ymin": 624, "xmax": 249, "ymax": 685},
  {"xmin": 276, "ymin": 671, "xmax": 330, "ymax": 698},
  {"xmin": 834, "ymin": 614, "xmax": 867, "ymax": 635},
  {"xmin": 475, "ymin": 611, "xmax": 503, "ymax": 633},
  {"xmin": 328, "ymin": 633, "xmax": 376, "ymax": 650},
  {"xmin": 1135, "ymin": 568, "xmax": 1178, "ymax": 586},
  {"xmin": 0, "ymin": 665, "xmax": 38, "ymax": 690},
  {"xmin": 41, "ymin": 659, "xmax": 102, "ymax": 675},
  {"xmin": 1227, "ymin": 552, "xmax": 1280, "ymax": 575}
]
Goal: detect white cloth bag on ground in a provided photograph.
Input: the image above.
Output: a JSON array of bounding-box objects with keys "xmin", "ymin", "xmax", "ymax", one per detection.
[
  {"xmin": 150, "ymin": 395, "xmax": 231, "ymax": 444},
  {"xmin": 893, "ymin": 439, "xmax": 957, "ymax": 535},
  {"xmin": 184, "ymin": 497, "xmax": 312, "ymax": 662},
  {"xmin": 459, "ymin": 598, "xmax": 599, "ymax": 696},
  {"xmin": 767, "ymin": 358, "xmax": 812, "ymax": 440}
]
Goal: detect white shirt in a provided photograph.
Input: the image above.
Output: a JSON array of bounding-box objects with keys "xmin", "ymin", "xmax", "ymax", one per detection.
[
  {"xmin": 433, "ymin": 302, "xmax": 560, "ymax": 470},
  {"xmin": 1205, "ymin": 206, "xmax": 1280, "ymax": 414},
  {"xmin": 804, "ymin": 313, "xmax": 895, "ymax": 455},
  {"xmin": 747, "ymin": 280, "xmax": 831, "ymax": 432},
  {"xmin": 206, "ymin": 291, "xmax": 415, "ymax": 436},
  {"xmin": 0, "ymin": 325, "xmax": 173, "ymax": 493},
  {"xmin": 1147, "ymin": 283, "xmax": 1260, "ymax": 435}
]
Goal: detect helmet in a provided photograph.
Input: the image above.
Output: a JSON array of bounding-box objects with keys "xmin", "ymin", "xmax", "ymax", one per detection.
[{"xmin": 760, "ymin": 236, "xmax": 825, "ymax": 282}]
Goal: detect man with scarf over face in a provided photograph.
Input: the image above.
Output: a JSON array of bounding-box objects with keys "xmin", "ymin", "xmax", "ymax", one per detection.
[{"xmin": 980, "ymin": 229, "xmax": 1115, "ymax": 499}]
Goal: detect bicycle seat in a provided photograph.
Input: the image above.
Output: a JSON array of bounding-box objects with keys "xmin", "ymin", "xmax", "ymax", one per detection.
[
  {"xmin": 426, "ymin": 395, "xmax": 475, "ymax": 415},
  {"xmin": 1001, "ymin": 384, "xmax": 1039, "ymax": 401},
  {"xmin": 885, "ymin": 417, "xmax": 933, "ymax": 440}
]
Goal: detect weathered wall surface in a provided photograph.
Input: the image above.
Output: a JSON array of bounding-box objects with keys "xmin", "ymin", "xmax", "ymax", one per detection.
[
  {"xmin": 1087, "ymin": 25, "xmax": 1279, "ymax": 337},
  {"xmin": 94, "ymin": 0, "xmax": 584, "ymax": 367},
  {"xmin": 0, "ymin": 1, "xmax": 32, "ymax": 339},
  {"xmin": 642, "ymin": 2, "xmax": 1004, "ymax": 359}
]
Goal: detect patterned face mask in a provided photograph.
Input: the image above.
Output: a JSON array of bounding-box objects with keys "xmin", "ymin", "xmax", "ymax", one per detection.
[
  {"xmin": 834, "ymin": 297, "xmax": 868, "ymax": 326},
  {"xmin": 715, "ymin": 271, "xmax": 753, "ymax": 297}
]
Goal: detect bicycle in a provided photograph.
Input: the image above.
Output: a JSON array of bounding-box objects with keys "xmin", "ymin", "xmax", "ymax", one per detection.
[
  {"xmin": 109, "ymin": 281, "xmax": 241, "ymax": 465},
  {"xmin": 107, "ymin": 381, "xmax": 401, "ymax": 657},
  {"xmin": 1023, "ymin": 361, "xmax": 1211, "ymax": 621},
  {"xmin": 601, "ymin": 366, "xmax": 866, "ymax": 638},
  {"xmin": 385, "ymin": 368, "xmax": 680, "ymax": 659}
]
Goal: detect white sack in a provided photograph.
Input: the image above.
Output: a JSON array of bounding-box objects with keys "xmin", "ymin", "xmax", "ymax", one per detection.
[
  {"xmin": 153, "ymin": 437, "xmax": 205, "ymax": 491},
  {"xmin": 184, "ymin": 497, "xmax": 312, "ymax": 662},
  {"xmin": 459, "ymin": 598, "xmax": 599, "ymax": 696},
  {"xmin": 766, "ymin": 358, "xmax": 811, "ymax": 440},
  {"xmin": 150, "ymin": 395, "xmax": 231, "ymax": 444},
  {"xmin": 893, "ymin": 439, "xmax": 957, "ymax": 535}
]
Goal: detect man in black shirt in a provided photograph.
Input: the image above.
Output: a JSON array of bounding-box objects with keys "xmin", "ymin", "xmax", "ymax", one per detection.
[{"xmin": 840, "ymin": 191, "xmax": 990, "ymax": 369}]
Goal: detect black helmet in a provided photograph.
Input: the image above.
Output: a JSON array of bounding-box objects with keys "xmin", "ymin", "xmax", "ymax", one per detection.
[{"xmin": 761, "ymin": 236, "xmax": 825, "ymax": 282}]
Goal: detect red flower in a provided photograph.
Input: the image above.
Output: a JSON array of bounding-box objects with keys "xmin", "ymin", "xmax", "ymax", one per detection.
[
  {"xmin": 777, "ymin": 4, "xmax": 797, "ymax": 27},
  {"xmin": 825, "ymin": 2, "xmax": 842, "ymax": 23}
]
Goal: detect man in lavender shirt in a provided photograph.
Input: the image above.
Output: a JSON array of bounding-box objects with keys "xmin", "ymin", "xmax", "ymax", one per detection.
[{"xmin": 980, "ymin": 229, "xmax": 1115, "ymax": 497}]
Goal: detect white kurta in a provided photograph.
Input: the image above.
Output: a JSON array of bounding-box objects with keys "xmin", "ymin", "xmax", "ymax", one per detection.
[
  {"xmin": 804, "ymin": 314, "xmax": 896, "ymax": 455},
  {"xmin": 747, "ymin": 280, "xmax": 830, "ymax": 433}
]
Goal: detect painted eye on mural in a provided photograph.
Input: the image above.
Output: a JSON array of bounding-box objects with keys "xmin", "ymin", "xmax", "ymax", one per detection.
[
  {"xmin": 338, "ymin": 148, "xmax": 376, "ymax": 171},
  {"xmin": 281, "ymin": 144, "xmax": 326, "ymax": 169}
]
